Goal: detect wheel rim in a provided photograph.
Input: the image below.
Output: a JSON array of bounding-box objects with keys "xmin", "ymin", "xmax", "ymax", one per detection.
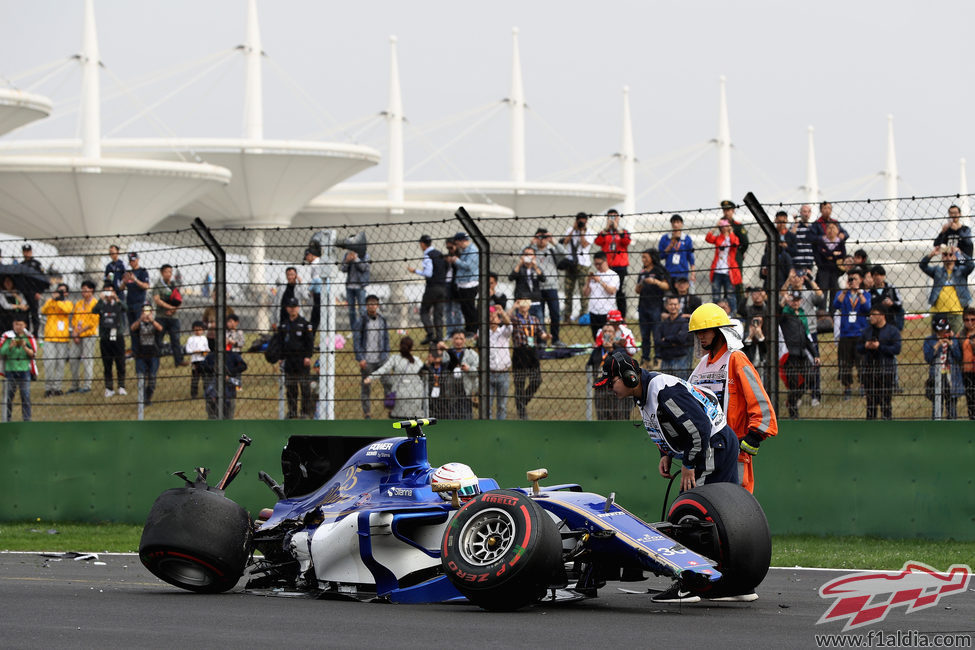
[
  {"xmin": 157, "ymin": 557, "xmax": 215, "ymax": 587},
  {"xmin": 458, "ymin": 508, "xmax": 517, "ymax": 566}
]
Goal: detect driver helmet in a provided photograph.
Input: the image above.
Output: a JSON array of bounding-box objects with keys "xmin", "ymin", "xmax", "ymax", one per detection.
[{"xmin": 431, "ymin": 462, "xmax": 481, "ymax": 501}]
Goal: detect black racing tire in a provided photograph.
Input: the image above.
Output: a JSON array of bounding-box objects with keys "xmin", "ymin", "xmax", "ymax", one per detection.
[
  {"xmin": 139, "ymin": 487, "xmax": 253, "ymax": 594},
  {"xmin": 667, "ymin": 482, "xmax": 771, "ymax": 597},
  {"xmin": 441, "ymin": 489, "xmax": 562, "ymax": 611}
]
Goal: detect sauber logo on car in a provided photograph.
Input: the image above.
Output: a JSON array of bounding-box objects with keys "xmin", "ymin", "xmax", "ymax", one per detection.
[
  {"xmin": 817, "ymin": 561, "xmax": 972, "ymax": 631},
  {"xmin": 481, "ymin": 494, "xmax": 519, "ymax": 506}
]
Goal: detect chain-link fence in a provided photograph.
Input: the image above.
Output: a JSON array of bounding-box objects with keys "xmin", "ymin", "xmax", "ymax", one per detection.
[{"xmin": 1, "ymin": 192, "xmax": 972, "ymax": 421}]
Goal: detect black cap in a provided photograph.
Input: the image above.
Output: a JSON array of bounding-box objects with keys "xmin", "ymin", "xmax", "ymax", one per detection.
[
  {"xmin": 419, "ymin": 234, "xmax": 432, "ymax": 245},
  {"xmin": 674, "ymin": 275, "xmax": 689, "ymax": 283},
  {"xmin": 789, "ymin": 290, "xmax": 803, "ymax": 301},
  {"xmin": 453, "ymin": 231, "xmax": 469, "ymax": 241},
  {"xmin": 285, "ymin": 297, "xmax": 300, "ymax": 308},
  {"xmin": 593, "ymin": 350, "xmax": 639, "ymax": 388},
  {"xmin": 127, "ymin": 252, "xmax": 138, "ymax": 260},
  {"xmin": 303, "ymin": 248, "xmax": 316, "ymax": 257},
  {"xmin": 21, "ymin": 243, "xmax": 31, "ymax": 251},
  {"xmin": 720, "ymin": 200, "xmax": 737, "ymax": 209},
  {"xmin": 933, "ymin": 315, "xmax": 951, "ymax": 331}
]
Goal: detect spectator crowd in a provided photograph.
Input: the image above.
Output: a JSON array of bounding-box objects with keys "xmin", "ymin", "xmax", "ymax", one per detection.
[{"xmin": 2, "ymin": 199, "xmax": 974, "ymax": 423}]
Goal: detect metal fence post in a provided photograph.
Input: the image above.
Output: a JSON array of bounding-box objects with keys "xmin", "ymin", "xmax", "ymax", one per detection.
[
  {"xmin": 278, "ymin": 367, "xmax": 286, "ymax": 420},
  {"xmin": 585, "ymin": 379, "xmax": 593, "ymax": 421},
  {"xmin": 191, "ymin": 218, "xmax": 226, "ymax": 419},
  {"xmin": 742, "ymin": 192, "xmax": 779, "ymax": 410},
  {"xmin": 137, "ymin": 373, "xmax": 145, "ymax": 421},
  {"xmin": 1, "ymin": 378, "xmax": 8, "ymax": 423},
  {"xmin": 455, "ymin": 206, "xmax": 490, "ymax": 419}
]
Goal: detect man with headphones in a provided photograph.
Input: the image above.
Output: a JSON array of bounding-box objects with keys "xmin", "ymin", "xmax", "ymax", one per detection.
[
  {"xmin": 594, "ymin": 350, "xmax": 739, "ymax": 492},
  {"xmin": 594, "ymin": 349, "xmax": 740, "ymax": 604}
]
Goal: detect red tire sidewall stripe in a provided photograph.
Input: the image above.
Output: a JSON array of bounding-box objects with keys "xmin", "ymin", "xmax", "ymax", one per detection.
[
  {"xmin": 509, "ymin": 504, "xmax": 532, "ymax": 567},
  {"xmin": 160, "ymin": 550, "xmax": 224, "ymax": 577},
  {"xmin": 670, "ymin": 498, "xmax": 709, "ymax": 517}
]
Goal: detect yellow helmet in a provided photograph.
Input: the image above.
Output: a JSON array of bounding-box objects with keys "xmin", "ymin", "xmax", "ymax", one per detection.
[{"xmin": 688, "ymin": 303, "xmax": 731, "ymax": 332}]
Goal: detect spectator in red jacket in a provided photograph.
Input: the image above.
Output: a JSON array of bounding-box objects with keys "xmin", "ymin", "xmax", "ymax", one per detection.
[
  {"xmin": 595, "ymin": 209, "xmax": 632, "ymax": 318},
  {"xmin": 705, "ymin": 218, "xmax": 742, "ymax": 315}
]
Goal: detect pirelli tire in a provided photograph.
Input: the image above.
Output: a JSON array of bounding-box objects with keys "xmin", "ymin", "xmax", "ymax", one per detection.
[
  {"xmin": 139, "ymin": 487, "xmax": 253, "ymax": 594},
  {"xmin": 667, "ymin": 482, "xmax": 771, "ymax": 598},
  {"xmin": 441, "ymin": 489, "xmax": 562, "ymax": 611}
]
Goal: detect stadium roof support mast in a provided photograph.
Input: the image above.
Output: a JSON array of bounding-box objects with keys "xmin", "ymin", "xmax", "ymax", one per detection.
[
  {"xmin": 387, "ymin": 36, "xmax": 405, "ymax": 209},
  {"xmin": 717, "ymin": 76, "xmax": 732, "ymax": 204},
  {"xmin": 805, "ymin": 126, "xmax": 820, "ymax": 204},
  {"xmin": 620, "ymin": 86, "xmax": 635, "ymax": 214},
  {"xmin": 884, "ymin": 114, "xmax": 899, "ymax": 240},
  {"xmin": 509, "ymin": 27, "xmax": 526, "ymax": 184},
  {"xmin": 80, "ymin": 0, "xmax": 101, "ymax": 159},
  {"xmin": 959, "ymin": 158, "xmax": 970, "ymax": 218},
  {"xmin": 243, "ymin": 0, "xmax": 263, "ymax": 141},
  {"xmin": 243, "ymin": 0, "xmax": 267, "ymax": 330},
  {"xmin": 81, "ymin": 0, "xmax": 102, "ymax": 158}
]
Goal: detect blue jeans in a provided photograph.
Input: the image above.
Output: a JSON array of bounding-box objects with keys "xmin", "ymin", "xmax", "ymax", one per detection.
[
  {"xmin": 539, "ymin": 289, "xmax": 561, "ymax": 341},
  {"xmin": 488, "ymin": 371, "xmax": 510, "ymax": 420},
  {"xmin": 136, "ymin": 356, "xmax": 159, "ymax": 404},
  {"xmin": 156, "ymin": 316, "xmax": 183, "ymax": 366},
  {"xmin": 638, "ymin": 306, "xmax": 662, "ymax": 363},
  {"xmin": 5, "ymin": 371, "xmax": 31, "ymax": 421},
  {"xmin": 444, "ymin": 301, "xmax": 464, "ymax": 335},
  {"xmin": 711, "ymin": 273, "xmax": 737, "ymax": 314},
  {"xmin": 660, "ymin": 355, "xmax": 691, "ymax": 381},
  {"xmin": 529, "ymin": 304, "xmax": 544, "ymax": 326},
  {"xmin": 346, "ymin": 287, "xmax": 366, "ymax": 329}
]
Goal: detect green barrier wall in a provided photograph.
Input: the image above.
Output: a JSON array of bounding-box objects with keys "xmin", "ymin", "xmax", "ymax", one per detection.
[{"xmin": 1, "ymin": 420, "xmax": 972, "ymax": 539}]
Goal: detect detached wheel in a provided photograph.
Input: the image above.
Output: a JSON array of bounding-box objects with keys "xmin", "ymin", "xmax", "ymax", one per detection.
[
  {"xmin": 667, "ymin": 482, "xmax": 771, "ymax": 597},
  {"xmin": 442, "ymin": 489, "xmax": 561, "ymax": 611},
  {"xmin": 139, "ymin": 487, "xmax": 253, "ymax": 594}
]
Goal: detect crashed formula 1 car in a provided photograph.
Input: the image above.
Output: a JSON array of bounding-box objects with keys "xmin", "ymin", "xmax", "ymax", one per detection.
[{"xmin": 139, "ymin": 419, "xmax": 771, "ymax": 610}]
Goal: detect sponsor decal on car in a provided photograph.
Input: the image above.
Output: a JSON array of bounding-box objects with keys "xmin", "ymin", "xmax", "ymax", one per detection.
[
  {"xmin": 817, "ymin": 561, "xmax": 972, "ymax": 631},
  {"xmin": 386, "ymin": 487, "xmax": 413, "ymax": 498},
  {"xmin": 481, "ymin": 494, "xmax": 520, "ymax": 506}
]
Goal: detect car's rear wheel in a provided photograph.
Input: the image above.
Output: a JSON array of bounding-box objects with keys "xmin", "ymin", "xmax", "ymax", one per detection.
[
  {"xmin": 442, "ymin": 489, "xmax": 561, "ymax": 611},
  {"xmin": 667, "ymin": 482, "xmax": 771, "ymax": 597},
  {"xmin": 139, "ymin": 487, "xmax": 253, "ymax": 594}
]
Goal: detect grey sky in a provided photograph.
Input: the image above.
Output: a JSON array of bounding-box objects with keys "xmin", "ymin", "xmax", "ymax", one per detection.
[{"xmin": 1, "ymin": 0, "xmax": 972, "ymax": 213}]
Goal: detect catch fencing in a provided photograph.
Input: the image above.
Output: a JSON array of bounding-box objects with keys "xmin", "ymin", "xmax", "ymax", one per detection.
[{"xmin": 0, "ymin": 192, "xmax": 971, "ymax": 422}]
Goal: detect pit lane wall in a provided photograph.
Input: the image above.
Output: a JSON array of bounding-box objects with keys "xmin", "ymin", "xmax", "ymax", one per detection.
[{"xmin": 0, "ymin": 420, "xmax": 971, "ymax": 540}]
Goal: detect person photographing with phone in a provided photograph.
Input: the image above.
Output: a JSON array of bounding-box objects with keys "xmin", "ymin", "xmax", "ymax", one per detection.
[
  {"xmin": 595, "ymin": 209, "xmax": 632, "ymax": 318},
  {"xmin": 131, "ymin": 304, "xmax": 163, "ymax": 407},
  {"xmin": 0, "ymin": 314, "xmax": 37, "ymax": 421},
  {"xmin": 560, "ymin": 213, "xmax": 592, "ymax": 322}
]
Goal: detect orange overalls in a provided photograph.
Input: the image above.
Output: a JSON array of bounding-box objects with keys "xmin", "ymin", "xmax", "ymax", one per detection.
[{"xmin": 688, "ymin": 340, "xmax": 777, "ymax": 492}]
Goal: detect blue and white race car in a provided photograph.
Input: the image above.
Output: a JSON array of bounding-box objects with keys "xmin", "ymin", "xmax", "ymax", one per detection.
[{"xmin": 139, "ymin": 419, "xmax": 771, "ymax": 611}]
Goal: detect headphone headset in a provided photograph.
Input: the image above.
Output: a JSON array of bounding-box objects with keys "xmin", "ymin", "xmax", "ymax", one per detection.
[{"xmin": 611, "ymin": 350, "xmax": 640, "ymax": 388}]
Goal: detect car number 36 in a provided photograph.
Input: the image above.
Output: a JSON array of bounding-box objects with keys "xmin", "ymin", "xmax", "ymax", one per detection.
[{"xmin": 656, "ymin": 546, "xmax": 687, "ymax": 556}]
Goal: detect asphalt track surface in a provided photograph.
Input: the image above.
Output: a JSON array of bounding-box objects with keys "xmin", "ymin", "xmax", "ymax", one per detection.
[{"xmin": 1, "ymin": 552, "xmax": 973, "ymax": 649}]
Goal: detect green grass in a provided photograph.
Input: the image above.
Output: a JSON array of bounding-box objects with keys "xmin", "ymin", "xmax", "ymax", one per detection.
[
  {"xmin": 2, "ymin": 521, "xmax": 972, "ymax": 571},
  {"xmin": 0, "ymin": 521, "xmax": 143, "ymax": 553}
]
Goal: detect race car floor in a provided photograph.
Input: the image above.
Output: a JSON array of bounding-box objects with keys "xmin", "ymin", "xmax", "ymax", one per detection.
[{"xmin": 1, "ymin": 552, "xmax": 972, "ymax": 649}]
